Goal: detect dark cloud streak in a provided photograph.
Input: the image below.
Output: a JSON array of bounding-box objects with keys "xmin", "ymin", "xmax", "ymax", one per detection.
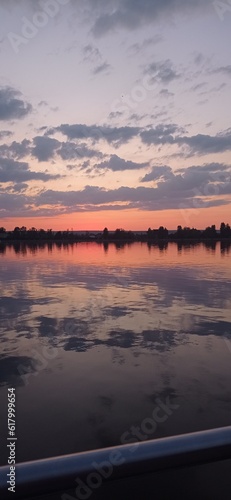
[{"xmin": 89, "ymin": 0, "xmax": 211, "ymax": 37}]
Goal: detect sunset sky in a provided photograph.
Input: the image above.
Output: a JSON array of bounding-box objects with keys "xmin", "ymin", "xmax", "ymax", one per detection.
[{"xmin": 0, "ymin": 0, "xmax": 231, "ymax": 231}]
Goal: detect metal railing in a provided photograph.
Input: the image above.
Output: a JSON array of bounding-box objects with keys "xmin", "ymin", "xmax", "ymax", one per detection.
[{"xmin": 1, "ymin": 425, "xmax": 231, "ymax": 499}]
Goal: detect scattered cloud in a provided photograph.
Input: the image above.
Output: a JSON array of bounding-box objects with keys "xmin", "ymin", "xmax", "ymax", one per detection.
[
  {"xmin": 1, "ymin": 161, "xmax": 228, "ymax": 217},
  {"xmin": 93, "ymin": 62, "xmax": 111, "ymax": 75},
  {"xmin": 194, "ymin": 53, "xmax": 205, "ymax": 66},
  {"xmin": 141, "ymin": 165, "xmax": 173, "ymax": 182},
  {"xmin": 82, "ymin": 43, "xmax": 102, "ymax": 64},
  {"xmin": 58, "ymin": 142, "xmax": 104, "ymax": 161},
  {"xmin": 3, "ymin": 121, "xmax": 231, "ymax": 170},
  {"xmin": 0, "ymin": 157, "xmax": 61, "ymax": 184},
  {"xmin": 108, "ymin": 111, "xmax": 124, "ymax": 120},
  {"xmin": 140, "ymin": 126, "xmax": 231, "ymax": 156},
  {"xmin": 144, "ymin": 59, "xmax": 180, "ymax": 84},
  {"xmin": 211, "ymin": 65, "xmax": 231, "ymax": 76},
  {"xmin": 82, "ymin": 43, "xmax": 111, "ymax": 75},
  {"xmin": 0, "ymin": 86, "xmax": 32, "ymax": 121},
  {"xmin": 31, "ymin": 136, "xmax": 103, "ymax": 162},
  {"xmin": 0, "ymin": 192, "xmax": 29, "ymax": 213},
  {"xmin": 93, "ymin": 154, "xmax": 149, "ymax": 172},
  {"xmin": 38, "ymin": 101, "xmax": 48, "ymax": 107},
  {"xmin": 129, "ymin": 113, "xmax": 148, "ymax": 122},
  {"xmin": 0, "ymin": 130, "xmax": 13, "ymax": 139},
  {"xmin": 49, "ymin": 123, "xmax": 140, "ymax": 146},
  {"xmin": 159, "ymin": 89, "xmax": 174, "ymax": 98},
  {"xmin": 90, "ymin": 0, "xmax": 211, "ymax": 36},
  {"xmin": 32, "ymin": 136, "xmax": 60, "ymax": 162},
  {"xmin": 177, "ymin": 130, "xmax": 231, "ymax": 156},
  {"xmin": 191, "ymin": 82, "xmax": 207, "ymax": 92},
  {"xmin": 11, "ymin": 183, "xmax": 28, "ymax": 193},
  {"xmin": 128, "ymin": 35, "xmax": 163, "ymax": 54},
  {"xmin": 34, "ymin": 164, "xmax": 231, "ymax": 212},
  {"xmin": 140, "ymin": 123, "xmax": 181, "ymax": 145},
  {"xmin": 0, "ymin": 139, "xmax": 31, "ymax": 160}
]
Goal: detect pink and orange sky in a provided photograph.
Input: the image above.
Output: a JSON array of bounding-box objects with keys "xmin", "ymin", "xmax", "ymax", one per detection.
[{"xmin": 0, "ymin": 0, "xmax": 231, "ymax": 231}]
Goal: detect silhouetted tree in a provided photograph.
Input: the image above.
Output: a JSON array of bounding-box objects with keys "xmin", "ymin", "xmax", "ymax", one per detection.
[
  {"xmin": 158, "ymin": 226, "xmax": 168, "ymax": 239},
  {"xmin": 202, "ymin": 225, "xmax": 217, "ymax": 239},
  {"xmin": 220, "ymin": 222, "xmax": 231, "ymax": 238},
  {"xmin": 176, "ymin": 225, "xmax": 183, "ymax": 238},
  {"xmin": 103, "ymin": 227, "xmax": 109, "ymax": 239}
]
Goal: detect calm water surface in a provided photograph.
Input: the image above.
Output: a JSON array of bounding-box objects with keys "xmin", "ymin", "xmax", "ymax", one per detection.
[{"xmin": 0, "ymin": 241, "xmax": 231, "ymax": 465}]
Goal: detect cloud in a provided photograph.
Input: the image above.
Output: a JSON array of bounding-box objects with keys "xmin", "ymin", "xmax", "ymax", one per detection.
[
  {"xmin": 140, "ymin": 126, "xmax": 231, "ymax": 156},
  {"xmin": 129, "ymin": 113, "xmax": 148, "ymax": 122},
  {"xmin": 38, "ymin": 100, "xmax": 48, "ymax": 107},
  {"xmin": 82, "ymin": 43, "xmax": 111, "ymax": 75},
  {"xmin": 128, "ymin": 35, "xmax": 163, "ymax": 54},
  {"xmin": 43, "ymin": 121, "xmax": 231, "ymax": 158},
  {"xmin": 40, "ymin": 121, "xmax": 231, "ymax": 158},
  {"xmin": 0, "ymin": 130, "xmax": 13, "ymax": 139},
  {"xmin": 93, "ymin": 154, "xmax": 149, "ymax": 172},
  {"xmin": 0, "ymin": 139, "xmax": 31, "ymax": 160},
  {"xmin": 0, "ymin": 86, "xmax": 32, "ymax": 121},
  {"xmin": 175, "ymin": 163, "xmax": 231, "ymax": 191},
  {"xmin": 212, "ymin": 65, "xmax": 231, "ymax": 76},
  {"xmin": 58, "ymin": 142, "xmax": 104, "ymax": 160},
  {"xmin": 108, "ymin": 111, "xmax": 124, "ymax": 120},
  {"xmin": 191, "ymin": 82, "xmax": 207, "ymax": 92},
  {"xmin": 177, "ymin": 130, "xmax": 231, "ymax": 155},
  {"xmin": 32, "ymin": 136, "xmax": 104, "ymax": 162},
  {"xmin": 140, "ymin": 124, "xmax": 181, "ymax": 145},
  {"xmin": 50, "ymin": 123, "xmax": 140, "ymax": 146},
  {"xmin": 0, "ymin": 157, "xmax": 61, "ymax": 183},
  {"xmin": 34, "ymin": 162, "xmax": 231, "ymax": 212},
  {"xmin": 67, "ymin": 161, "xmax": 94, "ymax": 174},
  {"xmin": 90, "ymin": 0, "xmax": 211, "ymax": 37},
  {"xmin": 159, "ymin": 89, "xmax": 174, "ymax": 98},
  {"xmin": 1, "ymin": 160, "xmax": 230, "ymax": 217},
  {"xmin": 11, "ymin": 183, "xmax": 28, "ymax": 193},
  {"xmin": 144, "ymin": 59, "xmax": 180, "ymax": 84},
  {"xmin": 141, "ymin": 163, "xmax": 231, "ymax": 206},
  {"xmin": 141, "ymin": 165, "xmax": 173, "ymax": 182},
  {"xmin": 194, "ymin": 53, "xmax": 205, "ymax": 66},
  {"xmin": 82, "ymin": 43, "xmax": 102, "ymax": 63},
  {"xmin": 0, "ymin": 192, "xmax": 30, "ymax": 213},
  {"xmin": 0, "ymin": 135, "xmax": 104, "ymax": 165},
  {"xmin": 93, "ymin": 62, "xmax": 111, "ymax": 75},
  {"xmin": 32, "ymin": 136, "xmax": 60, "ymax": 162}
]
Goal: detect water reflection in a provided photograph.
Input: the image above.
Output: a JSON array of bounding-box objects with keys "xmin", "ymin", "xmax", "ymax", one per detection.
[
  {"xmin": 0, "ymin": 240, "xmax": 230, "ymax": 256},
  {"xmin": 0, "ymin": 242, "xmax": 230, "ymax": 464},
  {"xmin": 0, "ymin": 355, "xmax": 37, "ymax": 387},
  {"xmin": 221, "ymin": 240, "xmax": 231, "ymax": 255}
]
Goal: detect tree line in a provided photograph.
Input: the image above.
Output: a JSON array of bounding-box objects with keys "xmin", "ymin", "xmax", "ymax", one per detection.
[{"xmin": 0, "ymin": 223, "xmax": 230, "ymax": 242}]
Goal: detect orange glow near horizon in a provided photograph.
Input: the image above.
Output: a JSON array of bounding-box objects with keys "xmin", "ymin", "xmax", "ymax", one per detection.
[{"xmin": 2, "ymin": 205, "xmax": 231, "ymax": 232}]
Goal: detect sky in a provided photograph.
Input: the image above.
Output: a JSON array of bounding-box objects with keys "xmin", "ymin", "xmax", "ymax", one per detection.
[{"xmin": 0, "ymin": 0, "xmax": 231, "ymax": 231}]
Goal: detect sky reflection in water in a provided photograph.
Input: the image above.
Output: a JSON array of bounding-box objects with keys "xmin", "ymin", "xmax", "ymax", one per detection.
[{"xmin": 0, "ymin": 242, "xmax": 231, "ymax": 465}]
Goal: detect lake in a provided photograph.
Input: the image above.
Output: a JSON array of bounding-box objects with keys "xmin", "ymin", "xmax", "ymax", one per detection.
[{"xmin": 0, "ymin": 241, "xmax": 231, "ymax": 465}]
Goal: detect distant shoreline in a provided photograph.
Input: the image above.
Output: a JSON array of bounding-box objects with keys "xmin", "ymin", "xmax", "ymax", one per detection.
[{"xmin": 1, "ymin": 224, "xmax": 231, "ymax": 244}]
